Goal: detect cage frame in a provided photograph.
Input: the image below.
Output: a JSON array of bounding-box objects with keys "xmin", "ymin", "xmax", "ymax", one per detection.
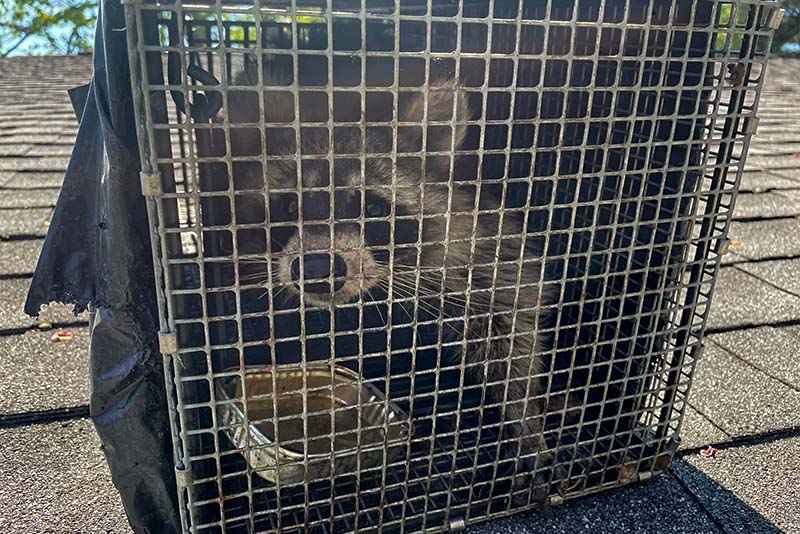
[{"xmin": 123, "ymin": 0, "xmax": 780, "ymax": 532}]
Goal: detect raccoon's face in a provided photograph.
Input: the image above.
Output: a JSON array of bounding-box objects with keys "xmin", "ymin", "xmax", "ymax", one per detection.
[
  {"xmin": 227, "ymin": 60, "xmax": 469, "ymax": 307},
  {"xmin": 267, "ymin": 163, "xmax": 424, "ymax": 306}
]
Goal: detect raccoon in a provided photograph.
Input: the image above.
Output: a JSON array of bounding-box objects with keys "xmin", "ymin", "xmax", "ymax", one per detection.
[{"xmin": 224, "ymin": 57, "xmax": 554, "ymax": 496}]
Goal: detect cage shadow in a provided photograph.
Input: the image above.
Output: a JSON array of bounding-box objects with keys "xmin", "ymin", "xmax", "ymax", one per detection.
[{"xmin": 466, "ymin": 457, "xmax": 781, "ymax": 534}]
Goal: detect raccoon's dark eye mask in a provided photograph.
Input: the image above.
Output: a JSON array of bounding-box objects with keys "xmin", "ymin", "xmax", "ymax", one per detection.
[
  {"xmin": 267, "ymin": 191, "xmax": 395, "ymax": 222},
  {"xmin": 365, "ymin": 199, "xmax": 390, "ymax": 218}
]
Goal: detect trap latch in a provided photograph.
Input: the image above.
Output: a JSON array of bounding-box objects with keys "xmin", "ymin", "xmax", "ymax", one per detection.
[{"xmin": 164, "ymin": 12, "xmax": 223, "ymax": 121}]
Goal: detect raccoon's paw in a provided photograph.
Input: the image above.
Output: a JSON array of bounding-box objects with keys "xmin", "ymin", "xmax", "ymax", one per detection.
[
  {"xmin": 510, "ymin": 473, "xmax": 549, "ymax": 508},
  {"xmin": 500, "ymin": 434, "xmax": 553, "ymax": 506}
]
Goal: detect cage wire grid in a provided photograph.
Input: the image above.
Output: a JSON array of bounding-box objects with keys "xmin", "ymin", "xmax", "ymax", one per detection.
[{"xmin": 123, "ymin": 0, "xmax": 778, "ymax": 532}]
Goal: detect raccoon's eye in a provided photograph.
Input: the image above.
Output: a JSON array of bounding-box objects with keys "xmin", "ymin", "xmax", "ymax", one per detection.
[{"xmin": 365, "ymin": 200, "xmax": 390, "ymax": 218}]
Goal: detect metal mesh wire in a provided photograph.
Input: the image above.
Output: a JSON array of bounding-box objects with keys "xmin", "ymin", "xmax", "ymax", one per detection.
[{"xmin": 124, "ymin": 0, "xmax": 778, "ymax": 532}]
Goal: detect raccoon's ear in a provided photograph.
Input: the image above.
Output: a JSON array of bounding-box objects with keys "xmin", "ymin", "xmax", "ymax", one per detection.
[
  {"xmin": 397, "ymin": 83, "xmax": 471, "ymax": 158},
  {"xmin": 228, "ymin": 54, "xmax": 295, "ymax": 123}
]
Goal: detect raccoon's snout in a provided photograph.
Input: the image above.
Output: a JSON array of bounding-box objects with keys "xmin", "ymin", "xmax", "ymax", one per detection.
[
  {"xmin": 291, "ymin": 253, "xmax": 348, "ymax": 294},
  {"xmin": 277, "ymin": 224, "xmax": 385, "ymax": 305}
]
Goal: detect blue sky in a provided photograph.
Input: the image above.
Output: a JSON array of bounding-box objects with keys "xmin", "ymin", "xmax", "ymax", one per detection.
[
  {"xmin": 12, "ymin": 35, "xmax": 57, "ymax": 56},
  {"xmin": 10, "ymin": 23, "xmax": 92, "ymax": 56}
]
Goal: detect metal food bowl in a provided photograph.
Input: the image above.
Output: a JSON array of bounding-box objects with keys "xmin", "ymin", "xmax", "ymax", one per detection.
[{"xmin": 216, "ymin": 364, "xmax": 411, "ymax": 485}]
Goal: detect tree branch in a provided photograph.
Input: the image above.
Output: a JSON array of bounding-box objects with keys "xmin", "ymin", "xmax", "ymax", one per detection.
[
  {"xmin": 64, "ymin": 25, "xmax": 79, "ymax": 54},
  {"xmin": 1, "ymin": 31, "xmax": 31, "ymax": 57}
]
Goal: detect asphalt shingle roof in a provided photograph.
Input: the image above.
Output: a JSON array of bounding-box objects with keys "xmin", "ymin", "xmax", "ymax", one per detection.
[
  {"xmin": 710, "ymin": 325, "xmax": 800, "ymax": 389},
  {"xmin": 738, "ymin": 168, "xmax": 800, "ymax": 192},
  {"xmin": 0, "ymin": 420, "xmax": 129, "ymax": 533},
  {"xmin": 0, "ymin": 277, "xmax": 84, "ymax": 330},
  {"xmin": 0, "ymin": 328, "xmax": 90, "ymax": 414},
  {"xmin": 676, "ymin": 438, "xmax": 800, "ymax": 534},
  {"xmin": 1, "ymin": 54, "xmax": 799, "ymax": 533},
  {"xmin": 726, "ymin": 218, "xmax": 800, "ymax": 263},
  {"xmin": 0, "ymin": 241, "xmax": 43, "ymax": 275},
  {"xmin": 706, "ymin": 267, "xmax": 800, "ymax": 331}
]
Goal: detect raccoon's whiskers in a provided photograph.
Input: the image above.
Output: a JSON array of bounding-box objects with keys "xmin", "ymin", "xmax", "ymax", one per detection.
[
  {"xmin": 377, "ymin": 280, "xmax": 416, "ymax": 324},
  {"xmin": 386, "ymin": 278, "xmax": 437, "ymax": 306},
  {"xmin": 378, "ymin": 281, "xmax": 435, "ymax": 344},
  {"xmin": 390, "ymin": 271, "xmax": 494, "ymax": 313},
  {"xmin": 441, "ymin": 292, "xmax": 493, "ymax": 312},
  {"xmin": 389, "ymin": 278, "xmax": 451, "ymax": 311},
  {"xmin": 238, "ymin": 258, "xmax": 279, "ymax": 286},
  {"xmin": 389, "ymin": 273, "xmax": 490, "ymax": 313},
  {"xmin": 377, "ymin": 279, "xmax": 422, "ymax": 308},
  {"xmin": 364, "ymin": 288, "xmax": 386, "ymax": 326},
  {"xmin": 259, "ymin": 282, "xmax": 289, "ymax": 302},
  {"xmin": 384, "ymin": 284, "xmax": 445, "ymax": 330},
  {"xmin": 385, "ymin": 281, "xmax": 462, "ymax": 336},
  {"xmin": 239, "ymin": 273, "xmax": 269, "ymax": 283}
]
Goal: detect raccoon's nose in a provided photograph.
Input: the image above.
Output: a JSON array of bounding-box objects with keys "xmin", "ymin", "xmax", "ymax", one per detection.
[{"xmin": 291, "ymin": 254, "xmax": 347, "ymax": 286}]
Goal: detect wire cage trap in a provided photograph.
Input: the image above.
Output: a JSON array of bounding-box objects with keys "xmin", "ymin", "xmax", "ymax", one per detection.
[{"xmin": 123, "ymin": 0, "xmax": 779, "ymax": 532}]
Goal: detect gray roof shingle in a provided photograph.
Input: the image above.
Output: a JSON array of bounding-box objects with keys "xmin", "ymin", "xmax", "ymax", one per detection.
[
  {"xmin": 675, "ymin": 437, "xmax": 800, "ymax": 534},
  {"xmin": 0, "ymin": 328, "xmax": 90, "ymax": 414},
  {"xmin": 0, "ymin": 420, "xmax": 129, "ymax": 532}
]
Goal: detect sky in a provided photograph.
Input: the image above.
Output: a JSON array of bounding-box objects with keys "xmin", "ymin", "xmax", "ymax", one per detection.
[
  {"xmin": 4, "ymin": 3, "xmax": 98, "ymax": 57},
  {"xmin": 13, "ymin": 35, "xmax": 57, "ymax": 56}
]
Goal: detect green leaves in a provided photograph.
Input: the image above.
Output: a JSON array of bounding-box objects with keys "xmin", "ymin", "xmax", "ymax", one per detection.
[
  {"xmin": 772, "ymin": 0, "xmax": 800, "ymax": 56},
  {"xmin": 0, "ymin": 0, "xmax": 97, "ymax": 57}
]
